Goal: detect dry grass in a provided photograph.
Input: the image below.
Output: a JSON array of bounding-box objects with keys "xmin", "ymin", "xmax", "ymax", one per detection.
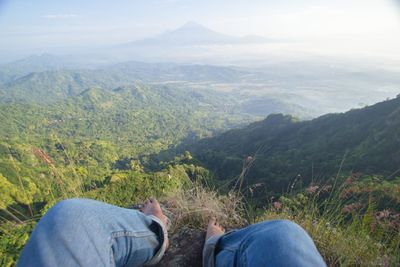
[
  {"xmin": 161, "ymin": 182, "xmax": 247, "ymax": 234},
  {"xmin": 258, "ymin": 211, "xmax": 394, "ymax": 267},
  {"xmin": 157, "ymin": 179, "xmax": 398, "ymax": 266}
]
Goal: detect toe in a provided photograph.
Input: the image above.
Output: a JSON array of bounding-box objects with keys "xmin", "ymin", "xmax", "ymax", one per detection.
[
  {"xmin": 150, "ymin": 197, "xmax": 160, "ymax": 206},
  {"xmin": 209, "ymin": 217, "xmax": 216, "ymax": 226}
]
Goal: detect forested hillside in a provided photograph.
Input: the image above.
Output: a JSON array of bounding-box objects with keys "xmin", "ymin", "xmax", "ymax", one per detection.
[
  {"xmin": 0, "ymin": 81, "xmax": 256, "ymax": 210},
  {"xmin": 0, "ymin": 66, "xmax": 243, "ymax": 103},
  {"xmin": 189, "ymin": 96, "xmax": 400, "ymax": 196},
  {"xmin": 0, "ymin": 57, "xmax": 399, "ymax": 266}
]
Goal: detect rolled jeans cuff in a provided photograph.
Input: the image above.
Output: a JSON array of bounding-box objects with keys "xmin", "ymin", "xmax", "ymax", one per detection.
[
  {"xmin": 145, "ymin": 215, "xmax": 169, "ymax": 266},
  {"xmin": 202, "ymin": 234, "xmax": 224, "ymax": 267}
]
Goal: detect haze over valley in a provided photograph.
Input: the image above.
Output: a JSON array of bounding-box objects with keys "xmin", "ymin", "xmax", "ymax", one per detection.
[
  {"xmin": 1, "ymin": 49, "xmax": 399, "ymax": 119},
  {"xmin": 1, "ymin": 2, "xmax": 399, "ymax": 117}
]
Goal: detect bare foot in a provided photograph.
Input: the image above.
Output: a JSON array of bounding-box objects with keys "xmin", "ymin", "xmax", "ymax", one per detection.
[
  {"xmin": 142, "ymin": 197, "xmax": 168, "ymax": 227},
  {"xmin": 206, "ymin": 217, "xmax": 225, "ymax": 241},
  {"xmin": 142, "ymin": 197, "xmax": 169, "ymax": 249}
]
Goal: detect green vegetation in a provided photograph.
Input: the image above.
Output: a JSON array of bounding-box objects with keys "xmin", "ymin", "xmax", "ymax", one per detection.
[
  {"xmin": 190, "ymin": 97, "xmax": 400, "ymax": 200},
  {"xmin": 158, "ymin": 172, "xmax": 400, "ymax": 266},
  {"xmin": 255, "ymin": 174, "xmax": 400, "ymax": 266},
  {"xmin": 0, "ymin": 77, "xmax": 255, "ymax": 266},
  {"xmin": 0, "ymin": 63, "xmax": 399, "ymax": 266}
]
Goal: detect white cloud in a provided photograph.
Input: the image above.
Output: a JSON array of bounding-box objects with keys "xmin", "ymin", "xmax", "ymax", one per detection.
[{"xmin": 41, "ymin": 14, "xmax": 79, "ymax": 19}]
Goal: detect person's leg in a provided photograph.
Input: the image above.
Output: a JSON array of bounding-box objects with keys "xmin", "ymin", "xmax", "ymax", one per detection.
[
  {"xmin": 17, "ymin": 198, "xmax": 168, "ymax": 267},
  {"xmin": 214, "ymin": 220, "xmax": 326, "ymax": 267}
]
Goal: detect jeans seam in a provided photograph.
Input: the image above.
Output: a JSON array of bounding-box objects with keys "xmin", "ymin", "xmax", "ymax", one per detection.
[
  {"xmin": 220, "ymin": 228, "xmax": 257, "ymax": 253},
  {"xmin": 239, "ymin": 239, "xmax": 250, "ymax": 267},
  {"xmin": 111, "ymin": 230, "xmax": 156, "ymax": 238},
  {"xmin": 109, "ymin": 231, "xmax": 156, "ymax": 267},
  {"xmin": 222, "ymin": 247, "xmax": 237, "ymax": 252},
  {"xmin": 110, "ymin": 235, "xmax": 116, "ymax": 267}
]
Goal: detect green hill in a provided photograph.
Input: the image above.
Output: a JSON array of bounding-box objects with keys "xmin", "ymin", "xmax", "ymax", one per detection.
[
  {"xmin": 0, "ymin": 70, "xmax": 127, "ymax": 103},
  {"xmin": 0, "ymin": 60, "xmax": 248, "ymax": 103},
  {"xmin": 190, "ymin": 96, "xmax": 400, "ymax": 194},
  {"xmin": 0, "ymin": 82, "xmax": 254, "ymax": 205}
]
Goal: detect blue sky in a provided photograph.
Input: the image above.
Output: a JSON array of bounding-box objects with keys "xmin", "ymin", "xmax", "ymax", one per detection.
[
  {"xmin": 0, "ymin": 0, "xmax": 400, "ymax": 61},
  {"xmin": 0, "ymin": 0, "xmax": 292, "ymax": 43}
]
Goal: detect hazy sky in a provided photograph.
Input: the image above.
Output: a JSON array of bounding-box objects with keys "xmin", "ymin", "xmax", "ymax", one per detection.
[{"xmin": 1, "ymin": 0, "xmax": 400, "ymax": 62}]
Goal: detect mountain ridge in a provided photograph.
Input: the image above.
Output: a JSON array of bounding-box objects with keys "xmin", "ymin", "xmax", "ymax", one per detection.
[
  {"xmin": 121, "ymin": 21, "xmax": 271, "ymax": 47},
  {"xmin": 189, "ymin": 96, "xmax": 400, "ymax": 194}
]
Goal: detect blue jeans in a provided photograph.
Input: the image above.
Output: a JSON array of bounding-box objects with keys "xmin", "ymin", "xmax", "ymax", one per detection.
[
  {"xmin": 17, "ymin": 198, "xmax": 168, "ymax": 267},
  {"xmin": 204, "ymin": 220, "xmax": 327, "ymax": 267},
  {"xmin": 19, "ymin": 199, "xmax": 326, "ymax": 267}
]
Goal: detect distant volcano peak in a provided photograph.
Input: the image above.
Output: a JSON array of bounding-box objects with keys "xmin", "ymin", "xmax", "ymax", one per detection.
[
  {"xmin": 120, "ymin": 22, "xmax": 270, "ymax": 47},
  {"xmin": 177, "ymin": 21, "xmax": 211, "ymax": 31}
]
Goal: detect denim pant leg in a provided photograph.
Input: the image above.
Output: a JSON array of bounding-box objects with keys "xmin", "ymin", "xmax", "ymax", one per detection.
[
  {"xmin": 215, "ymin": 220, "xmax": 326, "ymax": 267},
  {"xmin": 17, "ymin": 198, "xmax": 162, "ymax": 267}
]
